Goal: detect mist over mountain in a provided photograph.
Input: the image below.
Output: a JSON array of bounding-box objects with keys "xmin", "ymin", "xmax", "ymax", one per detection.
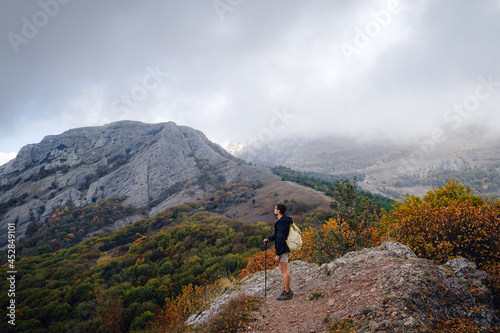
[
  {"xmin": 0, "ymin": 121, "xmax": 278, "ymax": 248},
  {"xmin": 228, "ymin": 124, "xmax": 500, "ymax": 199}
]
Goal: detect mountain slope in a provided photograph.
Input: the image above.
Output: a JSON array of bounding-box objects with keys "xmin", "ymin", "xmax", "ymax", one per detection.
[{"xmin": 0, "ymin": 121, "xmax": 276, "ymax": 248}]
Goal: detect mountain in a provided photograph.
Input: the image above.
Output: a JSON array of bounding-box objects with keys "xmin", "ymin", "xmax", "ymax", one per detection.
[
  {"xmin": 227, "ymin": 127, "xmax": 500, "ymax": 199},
  {"xmin": 1, "ymin": 121, "xmax": 301, "ymax": 249}
]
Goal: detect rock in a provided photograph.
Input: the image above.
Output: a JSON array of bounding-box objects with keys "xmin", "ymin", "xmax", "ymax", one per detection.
[
  {"xmin": 445, "ymin": 257, "xmax": 477, "ymax": 271},
  {"xmin": 378, "ymin": 241, "xmax": 418, "ymax": 259}
]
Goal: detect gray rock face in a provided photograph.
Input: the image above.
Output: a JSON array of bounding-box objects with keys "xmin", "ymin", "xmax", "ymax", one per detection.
[{"xmin": 0, "ymin": 121, "xmax": 272, "ymax": 248}]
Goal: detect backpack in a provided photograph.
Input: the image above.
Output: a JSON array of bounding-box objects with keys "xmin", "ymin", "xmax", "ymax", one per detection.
[{"xmin": 286, "ymin": 223, "xmax": 302, "ymax": 251}]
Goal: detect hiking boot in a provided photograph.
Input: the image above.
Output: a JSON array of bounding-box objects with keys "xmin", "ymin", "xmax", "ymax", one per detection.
[
  {"xmin": 277, "ymin": 290, "xmax": 293, "ymax": 301},
  {"xmin": 279, "ymin": 289, "xmax": 293, "ymax": 296}
]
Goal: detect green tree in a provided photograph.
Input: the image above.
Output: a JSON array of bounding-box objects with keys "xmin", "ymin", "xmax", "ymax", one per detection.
[
  {"xmin": 329, "ymin": 177, "xmax": 381, "ymax": 256},
  {"xmin": 296, "ymin": 178, "xmax": 382, "ymax": 264}
]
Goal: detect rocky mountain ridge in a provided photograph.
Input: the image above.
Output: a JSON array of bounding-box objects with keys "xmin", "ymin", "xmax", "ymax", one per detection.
[
  {"xmin": 189, "ymin": 242, "xmax": 500, "ymax": 332},
  {"xmin": 0, "ymin": 121, "xmax": 276, "ymax": 248}
]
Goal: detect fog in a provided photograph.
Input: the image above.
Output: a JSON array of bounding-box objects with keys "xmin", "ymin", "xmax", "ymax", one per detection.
[{"xmin": 1, "ymin": 0, "xmax": 500, "ymax": 166}]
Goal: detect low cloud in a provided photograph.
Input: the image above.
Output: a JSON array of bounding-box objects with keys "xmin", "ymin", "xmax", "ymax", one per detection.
[{"xmin": 1, "ymin": 0, "xmax": 499, "ymax": 156}]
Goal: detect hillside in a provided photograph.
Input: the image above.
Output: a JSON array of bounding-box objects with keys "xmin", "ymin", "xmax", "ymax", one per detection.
[
  {"xmin": 227, "ymin": 127, "xmax": 500, "ymax": 200},
  {"xmin": 189, "ymin": 243, "xmax": 500, "ymax": 332},
  {"xmin": 0, "ymin": 190, "xmax": 333, "ymax": 332},
  {"xmin": 0, "ymin": 121, "xmax": 338, "ymax": 250},
  {"xmin": 0, "ymin": 121, "xmax": 264, "ymax": 248},
  {"xmin": 0, "ymin": 204, "xmax": 275, "ymax": 332}
]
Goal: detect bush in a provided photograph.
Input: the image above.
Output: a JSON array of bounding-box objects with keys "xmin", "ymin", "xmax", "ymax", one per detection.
[
  {"xmin": 433, "ymin": 317, "xmax": 499, "ymax": 332},
  {"xmin": 150, "ymin": 282, "xmax": 226, "ymax": 332},
  {"xmin": 205, "ymin": 294, "xmax": 262, "ymax": 333},
  {"xmin": 384, "ymin": 178, "xmax": 500, "ymax": 309},
  {"xmin": 130, "ymin": 311, "xmax": 155, "ymax": 331},
  {"xmin": 239, "ymin": 248, "xmax": 278, "ymax": 278},
  {"xmin": 387, "ymin": 179, "xmax": 500, "ymax": 266},
  {"xmin": 296, "ymin": 217, "xmax": 380, "ymax": 264}
]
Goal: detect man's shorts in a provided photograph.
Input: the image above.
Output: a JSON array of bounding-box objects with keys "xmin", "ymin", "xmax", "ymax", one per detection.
[{"xmin": 279, "ymin": 252, "xmax": 290, "ymax": 263}]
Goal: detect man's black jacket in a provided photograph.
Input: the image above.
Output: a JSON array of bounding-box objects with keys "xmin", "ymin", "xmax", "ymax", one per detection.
[{"xmin": 268, "ymin": 215, "xmax": 293, "ymax": 256}]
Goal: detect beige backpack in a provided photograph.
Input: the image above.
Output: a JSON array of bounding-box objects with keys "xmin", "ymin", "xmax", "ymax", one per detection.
[{"xmin": 286, "ymin": 223, "xmax": 302, "ymax": 251}]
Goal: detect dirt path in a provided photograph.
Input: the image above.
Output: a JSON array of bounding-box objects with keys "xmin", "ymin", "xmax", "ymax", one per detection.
[{"xmin": 243, "ymin": 279, "xmax": 334, "ymax": 332}]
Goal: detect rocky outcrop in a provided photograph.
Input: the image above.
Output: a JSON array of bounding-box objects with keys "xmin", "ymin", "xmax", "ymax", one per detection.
[
  {"xmin": 188, "ymin": 242, "xmax": 499, "ymax": 332},
  {"xmin": 0, "ymin": 121, "xmax": 275, "ymax": 248}
]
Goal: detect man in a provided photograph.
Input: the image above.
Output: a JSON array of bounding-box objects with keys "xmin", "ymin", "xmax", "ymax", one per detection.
[{"xmin": 264, "ymin": 203, "xmax": 293, "ymax": 301}]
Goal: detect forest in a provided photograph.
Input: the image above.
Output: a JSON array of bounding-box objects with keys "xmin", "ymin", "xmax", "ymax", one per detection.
[{"xmin": 1, "ymin": 174, "xmax": 499, "ymax": 332}]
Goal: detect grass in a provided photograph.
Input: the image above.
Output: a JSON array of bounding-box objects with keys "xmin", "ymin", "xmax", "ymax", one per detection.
[
  {"xmin": 362, "ymin": 306, "xmax": 379, "ymax": 315},
  {"xmin": 330, "ymin": 318, "xmax": 356, "ymax": 333},
  {"xmin": 204, "ymin": 294, "xmax": 263, "ymax": 333},
  {"xmin": 310, "ymin": 291, "xmax": 325, "ymax": 300}
]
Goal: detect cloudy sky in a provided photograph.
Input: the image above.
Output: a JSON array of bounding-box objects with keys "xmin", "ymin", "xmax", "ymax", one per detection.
[{"xmin": 1, "ymin": 0, "xmax": 500, "ymax": 165}]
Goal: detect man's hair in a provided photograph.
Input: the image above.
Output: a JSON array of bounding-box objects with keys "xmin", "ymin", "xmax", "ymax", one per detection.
[{"xmin": 276, "ymin": 203, "xmax": 286, "ymax": 215}]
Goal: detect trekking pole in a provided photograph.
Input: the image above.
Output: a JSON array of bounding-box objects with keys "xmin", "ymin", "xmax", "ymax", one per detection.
[
  {"xmin": 264, "ymin": 241, "xmax": 267, "ymax": 298},
  {"xmin": 260, "ymin": 241, "xmax": 267, "ymax": 298}
]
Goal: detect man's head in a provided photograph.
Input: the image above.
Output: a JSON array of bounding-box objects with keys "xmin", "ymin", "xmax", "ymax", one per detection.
[{"xmin": 274, "ymin": 203, "xmax": 286, "ymax": 216}]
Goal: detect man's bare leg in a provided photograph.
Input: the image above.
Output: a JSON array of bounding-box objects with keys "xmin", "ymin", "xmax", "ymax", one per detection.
[{"xmin": 279, "ymin": 262, "xmax": 291, "ymax": 292}]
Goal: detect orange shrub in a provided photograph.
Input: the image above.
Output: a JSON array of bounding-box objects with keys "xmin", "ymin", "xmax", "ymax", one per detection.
[
  {"xmin": 240, "ymin": 248, "xmax": 278, "ymax": 278},
  {"xmin": 295, "ymin": 217, "xmax": 381, "ymax": 264},
  {"xmin": 150, "ymin": 281, "xmax": 226, "ymax": 332},
  {"xmin": 433, "ymin": 317, "xmax": 498, "ymax": 332},
  {"xmin": 387, "ymin": 179, "xmax": 500, "ymax": 268}
]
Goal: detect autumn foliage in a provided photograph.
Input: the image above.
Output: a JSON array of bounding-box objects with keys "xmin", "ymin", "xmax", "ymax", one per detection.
[
  {"xmin": 146, "ymin": 178, "xmax": 500, "ymax": 331},
  {"xmin": 239, "ymin": 248, "xmax": 279, "ymax": 278},
  {"xmin": 94, "ymin": 287, "xmax": 124, "ymax": 333},
  {"xmin": 384, "ymin": 178, "xmax": 500, "ymax": 309},
  {"xmin": 150, "ymin": 282, "xmax": 223, "ymax": 332},
  {"xmin": 385, "ymin": 179, "xmax": 499, "ymax": 263},
  {"xmin": 296, "ymin": 217, "xmax": 381, "ymax": 264},
  {"xmin": 433, "ymin": 317, "xmax": 499, "ymax": 333}
]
